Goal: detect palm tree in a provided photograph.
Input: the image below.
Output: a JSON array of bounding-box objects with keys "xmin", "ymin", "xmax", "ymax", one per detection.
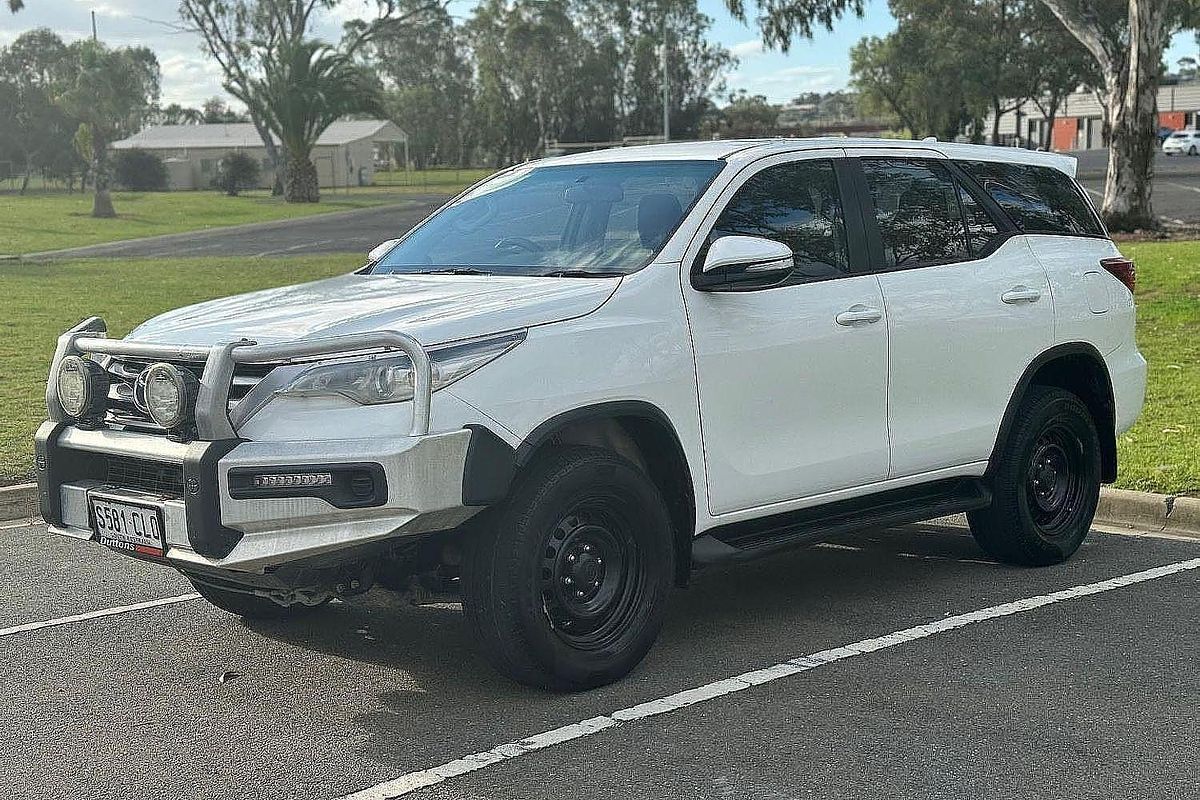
[{"xmin": 230, "ymin": 38, "xmax": 382, "ymax": 203}]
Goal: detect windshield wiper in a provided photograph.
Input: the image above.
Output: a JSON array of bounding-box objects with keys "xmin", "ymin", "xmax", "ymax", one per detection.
[
  {"xmin": 539, "ymin": 269, "xmax": 625, "ymax": 278},
  {"xmin": 410, "ymin": 268, "xmax": 494, "ymax": 276}
]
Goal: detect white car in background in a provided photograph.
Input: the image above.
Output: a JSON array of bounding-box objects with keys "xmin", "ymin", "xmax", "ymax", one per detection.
[
  {"xmin": 37, "ymin": 138, "xmax": 1146, "ymax": 691},
  {"xmin": 1162, "ymin": 129, "xmax": 1200, "ymax": 155}
]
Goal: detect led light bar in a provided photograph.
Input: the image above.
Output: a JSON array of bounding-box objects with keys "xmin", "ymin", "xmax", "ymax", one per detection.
[{"xmin": 251, "ymin": 472, "xmax": 334, "ymax": 489}]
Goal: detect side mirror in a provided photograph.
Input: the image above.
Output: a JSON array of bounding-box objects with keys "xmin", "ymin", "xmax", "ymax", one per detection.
[
  {"xmin": 695, "ymin": 235, "xmax": 793, "ymax": 289},
  {"xmin": 368, "ymin": 238, "xmax": 403, "ymax": 263}
]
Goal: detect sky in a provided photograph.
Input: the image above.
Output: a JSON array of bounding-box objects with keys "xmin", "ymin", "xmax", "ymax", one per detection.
[{"xmin": 1, "ymin": 0, "xmax": 1196, "ymax": 109}]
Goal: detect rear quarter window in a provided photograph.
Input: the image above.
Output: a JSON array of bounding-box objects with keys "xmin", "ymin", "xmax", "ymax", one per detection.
[{"xmin": 958, "ymin": 160, "xmax": 1105, "ymax": 237}]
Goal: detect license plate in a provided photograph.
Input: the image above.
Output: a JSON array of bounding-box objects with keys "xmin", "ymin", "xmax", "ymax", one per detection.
[{"xmin": 90, "ymin": 495, "xmax": 166, "ymax": 558}]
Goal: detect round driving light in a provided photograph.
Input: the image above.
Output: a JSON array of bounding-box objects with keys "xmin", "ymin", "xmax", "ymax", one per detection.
[
  {"xmin": 57, "ymin": 355, "xmax": 108, "ymax": 423},
  {"xmin": 143, "ymin": 363, "xmax": 199, "ymax": 431}
]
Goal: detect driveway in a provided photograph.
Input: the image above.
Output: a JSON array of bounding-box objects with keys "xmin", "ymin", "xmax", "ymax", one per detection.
[{"xmin": 2, "ymin": 517, "xmax": 1196, "ymax": 800}]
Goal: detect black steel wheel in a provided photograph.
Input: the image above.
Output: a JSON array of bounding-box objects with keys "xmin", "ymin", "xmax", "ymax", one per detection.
[
  {"xmin": 969, "ymin": 386, "xmax": 1101, "ymax": 566},
  {"xmin": 462, "ymin": 446, "xmax": 673, "ymax": 691}
]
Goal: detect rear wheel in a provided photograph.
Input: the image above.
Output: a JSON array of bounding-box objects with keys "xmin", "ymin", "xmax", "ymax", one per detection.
[
  {"xmin": 461, "ymin": 447, "xmax": 673, "ymax": 691},
  {"xmin": 969, "ymin": 386, "xmax": 1101, "ymax": 566},
  {"xmin": 188, "ymin": 578, "xmax": 330, "ymax": 619}
]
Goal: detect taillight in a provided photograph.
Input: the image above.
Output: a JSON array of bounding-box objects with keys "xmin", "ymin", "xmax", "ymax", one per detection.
[{"xmin": 1100, "ymin": 257, "xmax": 1136, "ymax": 293}]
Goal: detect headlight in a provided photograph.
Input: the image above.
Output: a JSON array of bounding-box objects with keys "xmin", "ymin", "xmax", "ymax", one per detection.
[
  {"xmin": 279, "ymin": 331, "xmax": 525, "ymax": 406},
  {"xmin": 57, "ymin": 355, "xmax": 109, "ymax": 423},
  {"xmin": 142, "ymin": 363, "xmax": 199, "ymax": 430}
]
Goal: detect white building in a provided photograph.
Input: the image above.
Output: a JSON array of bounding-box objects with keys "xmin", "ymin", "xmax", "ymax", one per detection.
[
  {"xmin": 989, "ymin": 81, "xmax": 1200, "ymax": 151},
  {"xmin": 111, "ymin": 120, "xmax": 408, "ymax": 190}
]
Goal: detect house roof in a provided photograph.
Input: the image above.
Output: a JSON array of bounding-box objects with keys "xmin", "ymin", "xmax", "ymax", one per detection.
[{"xmin": 112, "ymin": 119, "xmax": 406, "ymax": 150}]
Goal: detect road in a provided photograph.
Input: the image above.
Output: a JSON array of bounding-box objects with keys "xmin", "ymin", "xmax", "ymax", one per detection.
[
  {"xmin": 2, "ymin": 516, "xmax": 1196, "ymax": 800},
  {"xmin": 31, "ymin": 194, "xmax": 448, "ymax": 260},
  {"xmin": 1071, "ymin": 149, "xmax": 1200, "ymax": 224}
]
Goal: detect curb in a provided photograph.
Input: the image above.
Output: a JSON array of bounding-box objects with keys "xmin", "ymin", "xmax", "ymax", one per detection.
[
  {"xmin": 1096, "ymin": 487, "xmax": 1200, "ymax": 539},
  {"xmin": 1, "ymin": 480, "xmax": 1196, "ymax": 538},
  {"xmin": 0, "ymin": 483, "xmax": 38, "ymax": 523},
  {"xmin": 2, "ymin": 195, "xmax": 446, "ymax": 262}
]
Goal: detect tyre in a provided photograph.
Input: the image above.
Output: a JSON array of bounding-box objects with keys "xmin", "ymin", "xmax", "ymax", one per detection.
[
  {"xmin": 188, "ymin": 578, "xmax": 330, "ymax": 619},
  {"xmin": 969, "ymin": 386, "xmax": 1101, "ymax": 566},
  {"xmin": 1190, "ymin": 145, "xmax": 1198, "ymax": 156},
  {"xmin": 461, "ymin": 446, "xmax": 674, "ymax": 691}
]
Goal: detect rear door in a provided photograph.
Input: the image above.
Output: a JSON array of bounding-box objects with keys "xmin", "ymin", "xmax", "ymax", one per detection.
[{"xmin": 845, "ymin": 150, "xmax": 1054, "ymax": 477}]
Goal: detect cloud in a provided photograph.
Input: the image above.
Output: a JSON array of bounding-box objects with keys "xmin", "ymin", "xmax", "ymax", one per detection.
[
  {"xmin": 729, "ymin": 65, "xmax": 844, "ymax": 101},
  {"xmin": 157, "ymin": 52, "xmax": 227, "ymax": 107},
  {"xmin": 729, "ymin": 39, "xmax": 763, "ymax": 58}
]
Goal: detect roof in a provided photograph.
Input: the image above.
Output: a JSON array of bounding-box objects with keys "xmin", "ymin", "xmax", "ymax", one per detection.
[
  {"xmin": 112, "ymin": 119, "xmax": 406, "ymax": 150},
  {"xmin": 539, "ymin": 137, "xmax": 1078, "ymax": 176}
]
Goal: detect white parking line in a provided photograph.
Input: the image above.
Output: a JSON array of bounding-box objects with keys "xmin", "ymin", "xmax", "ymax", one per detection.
[
  {"xmin": 1162, "ymin": 181, "xmax": 1200, "ymax": 195},
  {"xmin": 0, "ymin": 594, "xmax": 201, "ymax": 639},
  {"xmin": 336, "ymin": 556, "xmax": 1200, "ymax": 800}
]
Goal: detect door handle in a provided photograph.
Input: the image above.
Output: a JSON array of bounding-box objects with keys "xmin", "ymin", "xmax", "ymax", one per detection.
[
  {"xmin": 835, "ymin": 305, "xmax": 883, "ymax": 326},
  {"xmin": 1001, "ymin": 286, "xmax": 1042, "ymax": 304}
]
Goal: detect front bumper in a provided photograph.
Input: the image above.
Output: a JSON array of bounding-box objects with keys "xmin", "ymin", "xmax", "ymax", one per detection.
[
  {"xmin": 36, "ymin": 422, "xmax": 488, "ymax": 572},
  {"xmin": 37, "ymin": 318, "xmax": 516, "ymax": 574}
]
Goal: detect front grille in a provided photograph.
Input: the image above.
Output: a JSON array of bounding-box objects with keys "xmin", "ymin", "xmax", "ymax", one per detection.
[
  {"xmin": 104, "ymin": 455, "xmax": 185, "ymax": 496},
  {"xmin": 101, "ymin": 356, "xmax": 270, "ymax": 435}
]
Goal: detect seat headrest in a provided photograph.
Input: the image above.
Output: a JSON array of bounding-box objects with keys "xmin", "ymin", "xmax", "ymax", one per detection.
[{"xmin": 638, "ymin": 192, "xmax": 683, "ymax": 249}]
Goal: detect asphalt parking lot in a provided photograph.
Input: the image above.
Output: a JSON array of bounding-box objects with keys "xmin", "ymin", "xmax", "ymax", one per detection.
[
  {"xmin": 1073, "ymin": 149, "xmax": 1200, "ymax": 224},
  {"xmin": 3, "ymin": 517, "xmax": 1197, "ymax": 800}
]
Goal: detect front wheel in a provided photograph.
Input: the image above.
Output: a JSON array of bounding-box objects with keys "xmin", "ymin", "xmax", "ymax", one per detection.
[
  {"xmin": 969, "ymin": 386, "xmax": 1101, "ymax": 566},
  {"xmin": 461, "ymin": 447, "xmax": 674, "ymax": 691},
  {"xmin": 1190, "ymin": 145, "xmax": 1198, "ymax": 156}
]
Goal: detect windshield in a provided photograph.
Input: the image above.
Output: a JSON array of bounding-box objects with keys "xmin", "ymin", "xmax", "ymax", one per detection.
[{"xmin": 371, "ymin": 160, "xmax": 723, "ymax": 276}]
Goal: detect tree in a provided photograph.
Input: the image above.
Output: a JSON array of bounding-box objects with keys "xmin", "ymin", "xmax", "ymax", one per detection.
[
  {"xmin": 706, "ymin": 91, "xmax": 779, "ymax": 137},
  {"xmin": 202, "ymin": 96, "xmax": 248, "ymax": 122},
  {"xmin": 0, "ymin": 29, "xmax": 81, "ymax": 193},
  {"xmin": 114, "ymin": 148, "xmax": 170, "ymax": 190},
  {"xmin": 213, "ymin": 151, "xmax": 261, "ymax": 195},
  {"xmin": 228, "ymin": 37, "xmax": 382, "ymax": 201},
  {"xmin": 354, "ymin": 0, "xmax": 475, "ymax": 167},
  {"xmin": 850, "ymin": 28, "xmax": 972, "ymax": 139},
  {"xmin": 153, "ymin": 103, "xmax": 204, "ymax": 124},
  {"xmin": 727, "ymin": 0, "xmax": 1200, "ymax": 230},
  {"xmin": 1026, "ymin": 3, "xmax": 1100, "ymax": 149},
  {"xmin": 1036, "ymin": 0, "xmax": 1198, "ymax": 228},
  {"xmin": 58, "ymin": 40, "xmax": 160, "ymax": 217}
]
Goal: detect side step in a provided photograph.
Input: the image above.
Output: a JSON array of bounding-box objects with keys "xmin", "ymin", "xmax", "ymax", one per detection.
[{"xmin": 692, "ymin": 478, "xmax": 992, "ymax": 564}]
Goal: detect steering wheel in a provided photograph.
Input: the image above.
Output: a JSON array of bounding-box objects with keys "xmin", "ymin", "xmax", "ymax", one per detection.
[{"xmin": 494, "ymin": 236, "xmax": 544, "ymax": 253}]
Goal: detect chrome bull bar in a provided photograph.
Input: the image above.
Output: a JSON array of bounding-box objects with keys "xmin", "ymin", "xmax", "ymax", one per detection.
[{"xmin": 46, "ymin": 316, "xmax": 434, "ymax": 439}]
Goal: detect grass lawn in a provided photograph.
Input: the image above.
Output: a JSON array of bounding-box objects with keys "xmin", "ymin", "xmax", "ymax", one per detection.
[
  {"xmin": 0, "ymin": 242, "xmax": 1196, "ymax": 495},
  {"xmin": 0, "ymin": 171, "xmax": 482, "ymax": 256}
]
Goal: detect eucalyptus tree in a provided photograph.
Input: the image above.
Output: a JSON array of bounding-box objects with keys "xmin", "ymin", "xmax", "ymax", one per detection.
[{"xmin": 0, "ymin": 28, "xmax": 79, "ymax": 192}]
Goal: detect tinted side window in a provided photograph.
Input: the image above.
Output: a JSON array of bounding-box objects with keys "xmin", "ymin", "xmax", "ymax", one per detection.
[
  {"xmin": 959, "ymin": 160, "xmax": 1104, "ymax": 236},
  {"xmin": 956, "ymin": 181, "xmax": 1002, "ymax": 256},
  {"xmin": 860, "ymin": 159, "xmax": 968, "ymax": 268},
  {"xmin": 711, "ymin": 159, "xmax": 849, "ymax": 282}
]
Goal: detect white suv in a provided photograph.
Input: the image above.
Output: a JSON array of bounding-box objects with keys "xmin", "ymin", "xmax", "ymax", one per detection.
[{"xmin": 37, "ymin": 139, "xmax": 1146, "ymax": 690}]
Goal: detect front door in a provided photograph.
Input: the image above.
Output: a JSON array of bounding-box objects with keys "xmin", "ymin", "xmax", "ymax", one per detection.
[{"xmin": 683, "ymin": 153, "xmax": 891, "ymax": 516}]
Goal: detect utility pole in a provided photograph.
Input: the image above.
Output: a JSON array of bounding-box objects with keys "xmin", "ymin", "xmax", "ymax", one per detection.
[
  {"xmin": 661, "ymin": 10, "xmax": 670, "ymax": 142},
  {"xmin": 91, "ymin": 10, "xmax": 98, "ymax": 41}
]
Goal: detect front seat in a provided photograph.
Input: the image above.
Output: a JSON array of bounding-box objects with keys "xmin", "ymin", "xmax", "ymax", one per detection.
[{"xmin": 638, "ymin": 192, "xmax": 683, "ymax": 251}]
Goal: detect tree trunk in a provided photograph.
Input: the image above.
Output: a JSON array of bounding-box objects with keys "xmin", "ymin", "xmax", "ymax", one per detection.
[
  {"xmin": 1101, "ymin": 0, "xmax": 1167, "ymax": 231},
  {"xmin": 284, "ymin": 151, "xmax": 320, "ymax": 203},
  {"xmin": 991, "ymin": 98, "xmax": 1003, "ymax": 146},
  {"xmin": 90, "ymin": 125, "xmax": 116, "ymax": 219}
]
